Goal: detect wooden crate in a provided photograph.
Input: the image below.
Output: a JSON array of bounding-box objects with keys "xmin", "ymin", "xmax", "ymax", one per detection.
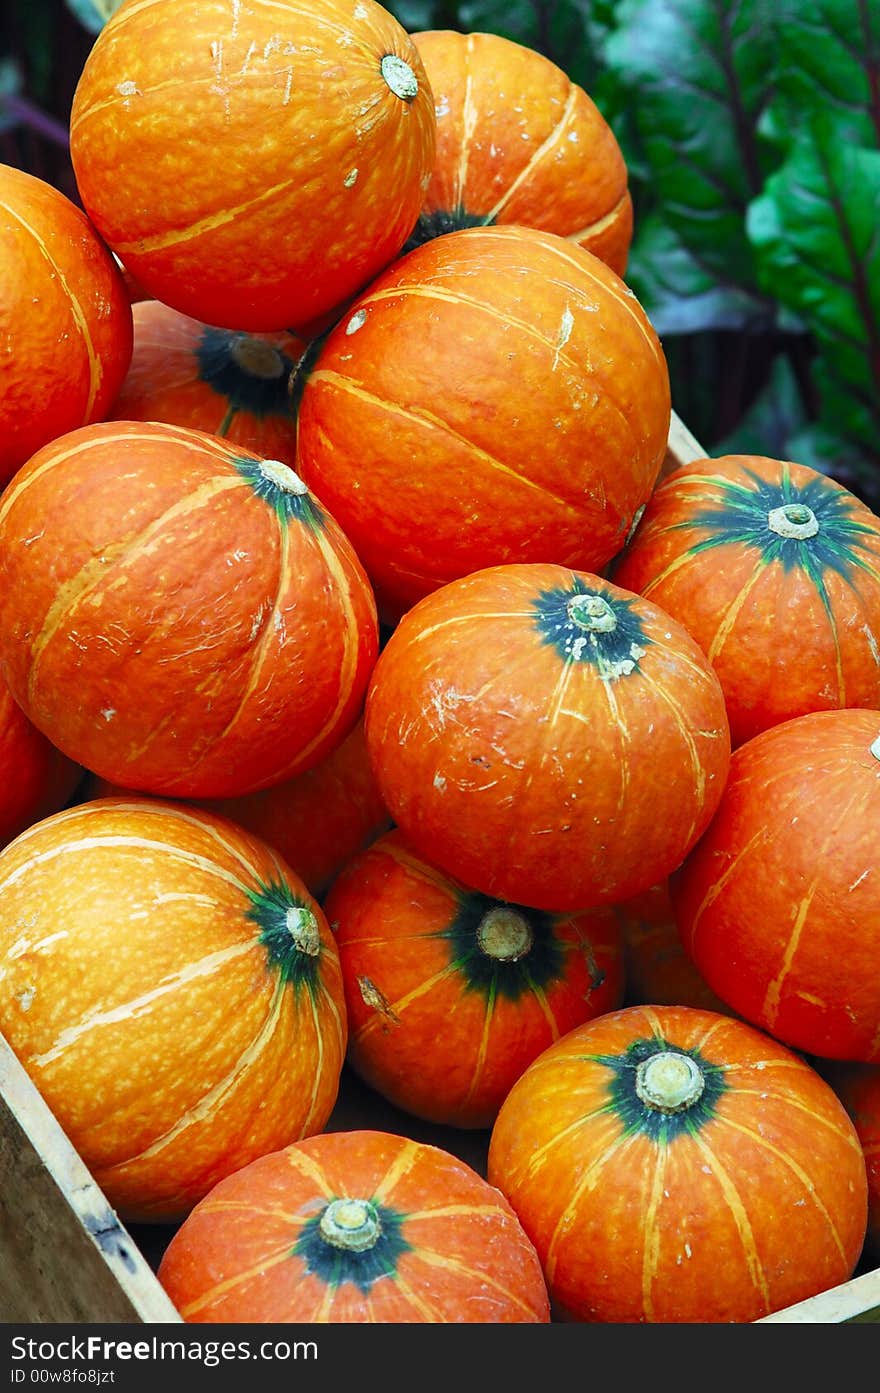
[{"xmin": 2, "ymin": 412, "xmax": 878, "ymax": 1325}]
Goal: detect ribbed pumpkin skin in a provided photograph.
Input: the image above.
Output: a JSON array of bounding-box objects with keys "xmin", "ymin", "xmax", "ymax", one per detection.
[
  {"xmin": 672, "ymin": 709, "xmax": 880, "ymax": 1062},
  {"xmin": 364, "ymin": 563, "xmax": 730, "ymax": 912},
  {"xmin": 157, "ymin": 1129, "xmax": 550, "ymax": 1322},
  {"xmin": 821, "ymin": 1062, "xmax": 880, "ymax": 1262},
  {"xmin": 0, "ymin": 420, "xmax": 378, "ymax": 798},
  {"xmin": 110, "ymin": 301, "xmax": 307, "ymax": 468},
  {"xmin": 488, "ymin": 1005, "xmax": 868, "ymax": 1323},
  {"xmin": 296, "ymin": 225, "xmax": 671, "ymax": 622},
  {"xmin": 68, "ymin": 0, "xmax": 436, "ymax": 333},
  {"xmin": 408, "ymin": 30, "xmax": 632, "ymax": 275},
  {"xmin": 613, "ymin": 880, "xmax": 734, "ymax": 1015},
  {"xmin": 0, "ymin": 681, "xmax": 82, "ymax": 848},
  {"xmin": 89, "ymin": 717, "xmax": 391, "ymax": 899},
  {"xmin": 613, "ymin": 455, "xmax": 880, "ymax": 747},
  {"xmin": 0, "ymin": 163, "xmax": 132, "ymax": 488},
  {"xmin": 0, "ymin": 799, "xmax": 347, "ymax": 1222},
  {"xmin": 326, "ymin": 829, "xmax": 625, "ymax": 1128}
]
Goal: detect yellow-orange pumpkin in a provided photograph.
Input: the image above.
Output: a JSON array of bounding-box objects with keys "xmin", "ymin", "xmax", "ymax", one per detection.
[
  {"xmin": 0, "ymin": 798, "xmax": 347, "ymax": 1222},
  {"xmin": 68, "ymin": 0, "xmax": 436, "ymax": 333}
]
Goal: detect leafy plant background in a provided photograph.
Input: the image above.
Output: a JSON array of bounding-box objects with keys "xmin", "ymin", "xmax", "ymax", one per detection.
[{"xmin": 2, "ymin": 0, "xmax": 878, "ymax": 505}]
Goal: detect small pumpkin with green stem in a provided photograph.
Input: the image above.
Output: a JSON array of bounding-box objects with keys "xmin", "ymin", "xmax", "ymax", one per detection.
[
  {"xmin": 487, "ymin": 1004, "xmax": 868, "ymax": 1323},
  {"xmin": 325, "ymin": 828, "xmax": 624, "ymax": 1129},
  {"xmin": 157, "ymin": 1129, "xmax": 551, "ymax": 1322}
]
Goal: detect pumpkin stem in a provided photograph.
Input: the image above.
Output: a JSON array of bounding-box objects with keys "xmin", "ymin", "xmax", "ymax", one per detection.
[
  {"xmin": 258, "ymin": 459, "xmax": 309, "ymax": 496},
  {"xmin": 767, "ymin": 503, "xmax": 819, "ymax": 540},
  {"xmin": 634, "ymin": 1051, "xmax": 705, "ymax": 1113},
  {"xmin": 285, "ymin": 905, "xmax": 320, "ymax": 956},
  {"xmin": 380, "ymin": 54, "xmax": 419, "ymax": 102},
  {"xmin": 567, "ymin": 593, "xmax": 617, "ymax": 634},
  {"xmin": 229, "ymin": 335, "xmax": 286, "ymax": 380},
  {"xmin": 319, "ymin": 1199, "xmax": 382, "ymax": 1252},
  {"xmin": 476, "ymin": 906, "xmax": 534, "ymax": 962}
]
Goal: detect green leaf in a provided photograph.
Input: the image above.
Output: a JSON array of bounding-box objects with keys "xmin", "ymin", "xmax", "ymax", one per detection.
[
  {"xmin": 626, "ymin": 213, "xmax": 772, "ymax": 336},
  {"xmin": 747, "ymin": 122, "xmax": 880, "ymax": 458},
  {"xmin": 455, "ymin": 0, "xmax": 610, "ymax": 91},
  {"xmin": 764, "ymin": 0, "xmax": 880, "ymax": 150},
  {"xmin": 64, "ymin": 0, "xmax": 127, "ymax": 34},
  {"xmin": 604, "ymin": 0, "xmax": 778, "ymax": 291},
  {"xmin": 711, "ymin": 354, "xmax": 809, "ymax": 459}
]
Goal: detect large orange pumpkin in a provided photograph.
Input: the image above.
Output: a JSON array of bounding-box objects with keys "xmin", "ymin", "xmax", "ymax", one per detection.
[
  {"xmin": 0, "ymin": 420, "xmax": 378, "ymax": 798},
  {"xmin": 408, "ymin": 30, "xmax": 632, "ymax": 275},
  {"xmin": 487, "ymin": 1004, "xmax": 868, "ymax": 1323},
  {"xmin": 0, "ymin": 798, "xmax": 347, "ymax": 1222},
  {"xmin": 613, "ymin": 455, "xmax": 880, "ymax": 747},
  {"xmin": 295, "ymin": 224, "xmax": 671, "ymax": 622},
  {"xmin": 364, "ymin": 563, "xmax": 730, "ymax": 912},
  {"xmin": 0, "ymin": 679, "xmax": 82, "ymax": 849},
  {"xmin": 88, "ymin": 715, "xmax": 391, "ymax": 899},
  {"xmin": 325, "ymin": 828, "xmax": 624, "ymax": 1128},
  {"xmin": 157, "ymin": 1129, "xmax": 550, "ymax": 1322},
  {"xmin": 110, "ymin": 301, "xmax": 307, "ymax": 468},
  {"xmin": 0, "ymin": 162, "xmax": 132, "ymax": 489},
  {"xmin": 68, "ymin": 0, "xmax": 436, "ymax": 333},
  {"xmin": 671, "ymin": 708, "xmax": 880, "ymax": 1062}
]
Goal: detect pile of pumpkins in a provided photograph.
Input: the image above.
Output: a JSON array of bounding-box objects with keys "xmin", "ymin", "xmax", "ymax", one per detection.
[{"xmin": 0, "ymin": 0, "xmax": 878, "ymax": 1325}]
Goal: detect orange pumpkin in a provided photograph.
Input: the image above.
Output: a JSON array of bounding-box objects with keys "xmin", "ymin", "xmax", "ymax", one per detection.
[
  {"xmin": 820, "ymin": 1061, "xmax": 880, "ymax": 1262},
  {"xmin": 0, "ymin": 798, "xmax": 347, "ymax": 1222},
  {"xmin": 488, "ymin": 1004, "xmax": 868, "ymax": 1323},
  {"xmin": 110, "ymin": 301, "xmax": 307, "ymax": 468},
  {"xmin": 295, "ymin": 224, "xmax": 671, "ymax": 622},
  {"xmin": 672, "ymin": 709, "xmax": 880, "ymax": 1062},
  {"xmin": 613, "ymin": 880, "xmax": 736, "ymax": 1015},
  {"xmin": 325, "ymin": 828, "xmax": 625, "ymax": 1129},
  {"xmin": 157, "ymin": 1128, "xmax": 550, "ymax": 1322},
  {"xmin": 613, "ymin": 455, "xmax": 880, "ymax": 747},
  {"xmin": 364, "ymin": 563, "xmax": 730, "ymax": 912},
  {"xmin": 0, "ymin": 162, "xmax": 132, "ymax": 489},
  {"xmin": 68, "ymin": 0, "xmax": 436, "ymax": 333},
  {"xmin": 409, "ymin": 30, "xmax": 632, "ymax": 275},
  {"xmin": 0, "ymin": 420, "xmax": 378, "ymax": 798},
  {"xmin": 89, "ymin": 716, "xmax": 391, "ymax": 899},
  {"xmin": 0, "ymin": 680, "xmax": 82, "ymax": 848}
]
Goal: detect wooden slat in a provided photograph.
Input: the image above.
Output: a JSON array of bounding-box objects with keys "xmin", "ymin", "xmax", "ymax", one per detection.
[
  {"xmin": 662, "ymin": 408, "xmax": 708, "ymax": 475},
  {"xmin": 756, "ymin": 1267, "xmax": 880, "ymax": 1324},
  {"xmin": 0, "ymin": 1033, "xmax": 181, "ymax": 1323}
]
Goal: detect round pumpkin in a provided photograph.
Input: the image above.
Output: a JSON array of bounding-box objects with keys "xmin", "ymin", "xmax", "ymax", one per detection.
[
  {"xmin": 672, "ymin": 708, "xmax": 880, "ymax": 1062},
  {"xmin": 110, "ymin": 301, "xmax": 307, "ymax": 467},
  {"xmin": 0, "ymin": 797, "xmax": 347, "ymax": 1222},
  {"xmin": 0, "ymin": 680, "xmax": 82, "ymax": 849},
  {"xmin": 613, "ymin": 880, "xmax": 734, "ymax": 1015},
  {"xmin": 364, "ymin": 562, "xmax": 730, "ymax": 912},
  {"xmin": 88, "ymin": 715, "xmax": 391, "ymax": 899},
  {"xmin": 0, "ymin": 162, "xmax": 132, "ymax": 489},
  {"xmin": 613, "ymin": 455, "xmax": 880, "ymax": 747},
  {"xmin": 0, "ymin": 420, "xmax": 378, "ymax": 798},
  {"xmin": 157, "ymin": 1128, "xmax": 550, "ymax": 1322},
  {"xmin": 295, "ymin": 224, "xmax": 671, "ymax": 622},
  {"xmin": 820, "ymin": 1061, "xmax": 880, "ymax": 1263},
  {"xmin": 68, "ymin": 0, "xmax": 436, "ymax": 333},
  {"xmin": 487, "ymin": 1004, "xmax": 868, "ymax": 1323},
  {"xmin": 325, "ymin": 828, "xmax": 625, "ymax": 1129},
  {"xmin": 408, "ymin": 30, "xmax": 632, "ymax": 275}
]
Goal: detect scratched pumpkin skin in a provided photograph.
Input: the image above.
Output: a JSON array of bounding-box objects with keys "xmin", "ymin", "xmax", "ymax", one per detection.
[
  {"xmin": 0, "ymin": 162, "xmax": 132, "ymax": 489},
  {"xmin": 0, "ymin": 798, "xmax": 347, "ymax": 1222},
  {"xmin": 488, "ymin": 1004, "xmax": 868, "ymax": 1323},
  {"xmin": 407, "ymin": 29, "xmax": 632, "ymax": 276},
  {"xmin": 296, "ymin": 225, "xmax": 670, "ymax": 622},
  {"xmin": 364, "ymin": 563, "xmax": 730, "ymax": 913},
  {"xmin": 672, "ymin": 709, "xmax": 880, "ymax": 1063},
  {"xmin": 68, "ymin": 0, "xmax": 436, "ymax": 333},
  {"xmin": 613, "ymin": 455, "xmax": 880, "ymax": 747}
]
